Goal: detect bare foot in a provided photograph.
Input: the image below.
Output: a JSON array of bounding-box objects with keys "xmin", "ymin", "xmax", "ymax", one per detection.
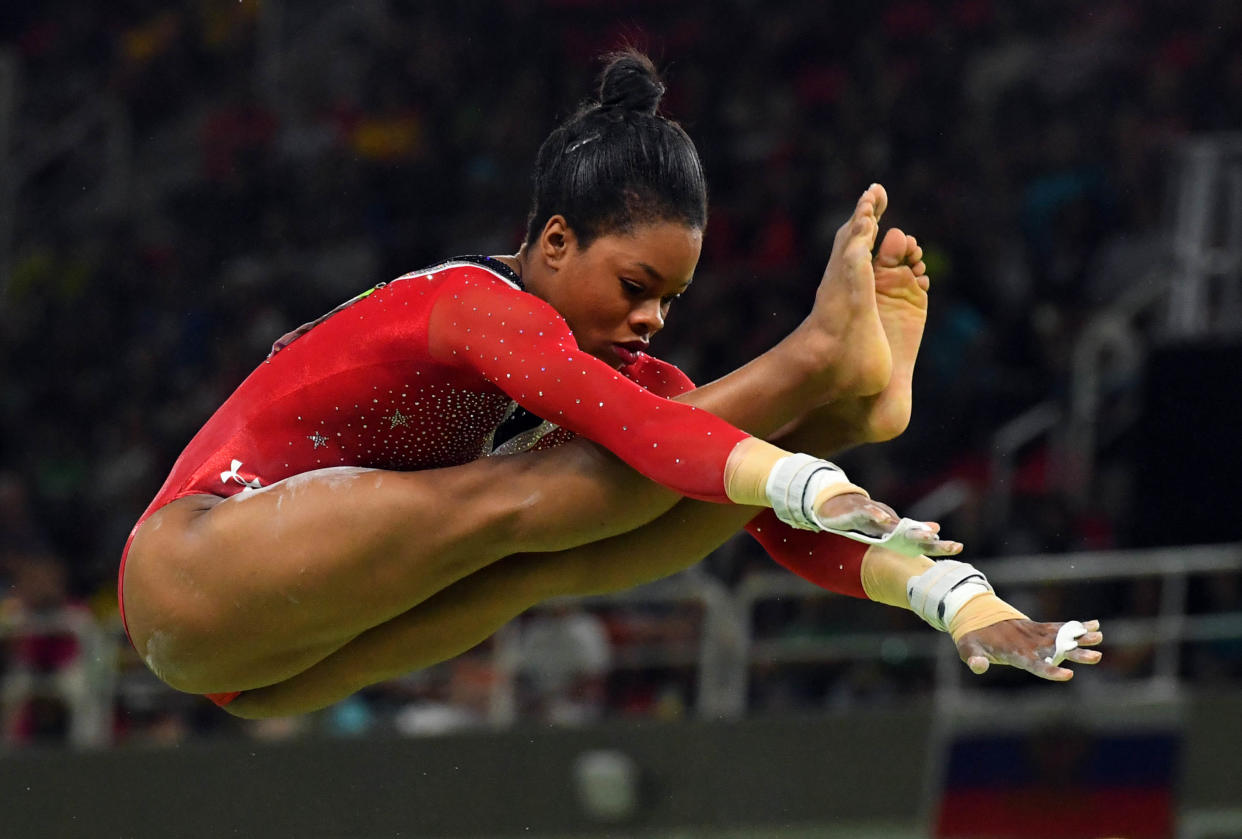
[
  {"xmin": 796, "ymin": 184, "xmax": 894, "ymax": 400},
  {"xmin": 774, "ymin": 224, "xmax": 930, "ymax": 453},
  {"xmin": 860, "ymin": 226, "xmax": 930, "ymax": 441}
]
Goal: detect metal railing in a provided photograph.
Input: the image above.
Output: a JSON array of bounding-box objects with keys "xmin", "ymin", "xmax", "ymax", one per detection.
[
  {"xmin": 490, "ymin": 569, "xmax": 747, "ymax": 722},
  {"xmin": 0, "ymin": 607, "xmax": 116, "ymax": 748},
  {"xmin": 733, "ymin": 542, "xmax": 1242, "ymax": 713},
  {"xmin": 3, "ymin": 543, "xmax": 1240, "ymax": 748},
  {"xmin": 1167, "ymin": 133, "xmax": 1242, "ymax": 339}
]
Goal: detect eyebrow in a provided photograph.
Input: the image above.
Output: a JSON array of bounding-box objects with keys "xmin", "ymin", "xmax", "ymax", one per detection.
[{"xmin": 636, "ymin": 261, "xmax": 692, "ymax": 292}]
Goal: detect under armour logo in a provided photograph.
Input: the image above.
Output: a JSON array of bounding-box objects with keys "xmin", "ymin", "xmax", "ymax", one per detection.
[{"xmin": 220, "ymin": 459, "xmax": 263, "ymax": 492}]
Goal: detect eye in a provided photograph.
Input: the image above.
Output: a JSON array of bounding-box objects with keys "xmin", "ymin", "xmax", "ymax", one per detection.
[
  {"xmin": 620, "ymin": 278, "xmax": 645, "ymax": 296},
  {"xmin": 661, "ymin": 292, "xmax": 682, "ymax": 307}
]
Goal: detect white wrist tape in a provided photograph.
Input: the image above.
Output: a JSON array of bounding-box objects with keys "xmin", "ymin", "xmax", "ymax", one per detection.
[
  {"xmin": 765, "ymin": 453, "xmax": 854, "ymax": 530},
  {"xmin": 764, "ymin": 454, "xmax": 931, "ymax": 556},
  {"xmin": 906, "ymin": 560, "xmax": 993, "ymax": 632}
]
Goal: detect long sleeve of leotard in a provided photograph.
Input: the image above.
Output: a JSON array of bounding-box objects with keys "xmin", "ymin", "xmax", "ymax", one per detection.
[
  {"xmin": 603, "ymin": 350, "xmax": 876, "ymax": 599},
  {"xmin": 427, "ymin": 271, "xmax": 750, "ymax": 503},
  {"xmin": 745, "ymin": 511, "xmax": 870, "ymax": 599}
]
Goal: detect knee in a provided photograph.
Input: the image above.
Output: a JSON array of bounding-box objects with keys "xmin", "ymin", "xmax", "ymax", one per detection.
[{"xmin": 136, "ymin": 626, "xmax": 215, "ymax": 694}]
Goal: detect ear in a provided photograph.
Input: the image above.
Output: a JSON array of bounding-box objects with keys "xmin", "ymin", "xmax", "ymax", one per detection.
[{"xmin": 538, "ymin": 215, "xmax": 579, "ymax": 270}]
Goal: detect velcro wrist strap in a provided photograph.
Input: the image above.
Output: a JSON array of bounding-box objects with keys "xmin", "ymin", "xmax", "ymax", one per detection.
[
  {"xmin": 765, "ymin": 454, "xmax": 853, "ymax": 530},
  {"xmin": 906, "ymin": 560, "xmax": 993, "ymax": 632}
]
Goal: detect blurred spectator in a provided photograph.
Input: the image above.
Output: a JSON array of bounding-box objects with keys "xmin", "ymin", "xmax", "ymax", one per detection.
[
  {"xmin": 518, "ymin": 603, "xmax": 612, "ymax": 726},
  {"xmin": 2, "ymin": 0, "xmax": 1240, "ymax": 738},
  {"xmin": 1, "ymin": 545, "xmax": 105, "ymax": 746},
  {"xmin": 391, "ymin": 654, "xmax": 495, "ymax": 737}
]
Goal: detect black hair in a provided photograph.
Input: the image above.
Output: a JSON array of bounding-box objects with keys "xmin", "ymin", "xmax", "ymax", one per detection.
[{"xmin": 523, "ymin": 50, "xmax": 707, "ymax": 250}]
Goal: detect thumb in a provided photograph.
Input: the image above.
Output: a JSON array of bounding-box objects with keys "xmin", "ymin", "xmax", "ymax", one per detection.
[
  {"xmin": 956, "ymin": 637, "xmax": 990, "ymax": 675},
  {"xmin": 967, "ymin": 656, "xmax": 990, "ymax": 675}
]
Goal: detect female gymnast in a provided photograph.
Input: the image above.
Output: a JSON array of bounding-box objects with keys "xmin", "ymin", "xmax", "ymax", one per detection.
[{"xmin": 120, "ymin": 51, "xmax": 1101, "ymax": 717}]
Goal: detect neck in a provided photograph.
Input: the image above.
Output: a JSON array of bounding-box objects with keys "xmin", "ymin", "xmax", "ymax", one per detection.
[{"xmin": 491, "ymin": 246, "xmax": 548, "ymax": 300}]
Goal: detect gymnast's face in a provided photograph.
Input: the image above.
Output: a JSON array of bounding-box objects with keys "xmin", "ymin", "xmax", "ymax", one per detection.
[{"xmin": 530, "ymin": 217, "xmax": 701, "ymax": 369}]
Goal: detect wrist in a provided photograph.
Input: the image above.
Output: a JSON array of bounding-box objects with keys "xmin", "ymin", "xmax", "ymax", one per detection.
[
  {"xmin": 906, "ymin": 559, "xmax": 1022, "ymax": 634},
  {"xmin": 860, "ymin": 546, "xmax": 934, "ymax": 608},
  {"xmin": 948, "ymin": 593, "xmax": 1027, "ymax": 642},
  {"xmin": 723, "ymin": 438, "xmax": 787, "ymax": 507},
  {"xmin": 763, "ymin": 452, "xmax": 866, "ymax": 530}
]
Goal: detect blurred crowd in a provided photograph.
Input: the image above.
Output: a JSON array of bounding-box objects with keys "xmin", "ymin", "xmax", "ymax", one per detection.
[{"xmin": 2, "ymin": 0, "xmax": 1241, "ymax": 746}]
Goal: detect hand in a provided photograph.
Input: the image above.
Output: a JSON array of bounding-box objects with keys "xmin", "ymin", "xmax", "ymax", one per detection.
[
  {"xmin": 816, "ymin": 493, "xmax": 963, "ymax": 557},
  {"xmin": 956, "ymin": 619, "xmax": 1103, "ymax": 681}
]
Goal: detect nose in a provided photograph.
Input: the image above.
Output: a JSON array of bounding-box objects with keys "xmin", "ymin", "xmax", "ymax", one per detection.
[{"xmin": 630, "ymin": 299, "xmax": 664, "ymax": 338}]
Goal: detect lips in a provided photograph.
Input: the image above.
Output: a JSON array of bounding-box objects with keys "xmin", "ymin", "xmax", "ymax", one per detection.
[{"xmin": 611, "ymin": 341, "xmax": 647, "ymax": 366}]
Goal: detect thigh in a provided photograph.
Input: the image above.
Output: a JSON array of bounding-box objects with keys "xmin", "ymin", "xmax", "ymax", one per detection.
[
  {"xmin": 124, "ymin": 440, "xmax": 679, "ymax": 694},
  {"xmin": 123, "ymin": 466, "xmax": 493, "ymax": 692},
  {"xmin": 226, "ymin": 553, "xmax": 549, "ymax": 717},
  {"xmin": 227, "ymin": 497, "xmax": 758, "ymax": 717}
]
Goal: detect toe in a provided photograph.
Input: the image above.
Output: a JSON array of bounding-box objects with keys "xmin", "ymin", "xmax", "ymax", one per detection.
[
  {"xmin": 874, "ymin": 227, "xmax": 908, "ymax": 267},
  {"xmin": 870, "ymin": 183, "xmax": 888, "ymax": 218}
]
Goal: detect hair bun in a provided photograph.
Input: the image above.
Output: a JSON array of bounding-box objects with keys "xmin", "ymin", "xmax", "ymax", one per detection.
[{"xmin": 597, "ymin": 50, "xmax": 666, "ymax": 116}]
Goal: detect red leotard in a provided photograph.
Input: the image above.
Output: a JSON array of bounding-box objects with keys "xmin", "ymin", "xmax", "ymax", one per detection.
[
  {"xmin": 119, "ymin": 257, "xmax": 749, "ymax": 634},
  {"xmin": 518, "ymin": 349, "xmax": 870, "ymax": 599},
  {"xmin": 120, "ymin": 256, "xmax": 866, "ymax": 706},
  {"xmin": 139, "ymin": 257, "xmax": 746, "ymax": 510}
]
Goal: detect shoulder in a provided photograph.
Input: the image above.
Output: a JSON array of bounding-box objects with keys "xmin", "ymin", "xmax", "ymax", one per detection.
[
  {"xmin": 622, "ymin": 354, "xmax": 697, "ymax": 397},
  {"xmin": 393, "ymin": 258, "xmax": 525, "ymax": 296}
]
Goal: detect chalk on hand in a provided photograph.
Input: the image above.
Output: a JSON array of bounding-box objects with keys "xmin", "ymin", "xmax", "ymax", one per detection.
[{"xmin": 1044, "ymin": 620, "xmax": 1087, "ymax": 666}]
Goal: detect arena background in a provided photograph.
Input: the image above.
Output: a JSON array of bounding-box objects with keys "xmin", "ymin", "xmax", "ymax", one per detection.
[{"xmin": 1, "ymin": 2, "xmax": 1240, "ymax": 837}]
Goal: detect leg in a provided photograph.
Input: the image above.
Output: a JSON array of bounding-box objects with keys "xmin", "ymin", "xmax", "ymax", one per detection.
[
  {"xmin": 227, "ymin": 497, "xmax": 760, "ymax": 718},
  {"xmin": 125, "ymin": 186, "xmax": 899, "ymax": 696},
  {"xmin": 227, "ymin": 225, "xmax": 938, "ymax": 717},
  {"xmin": 124, "ymin": 443, "xmax": 676, "ymax": 695},
  {"xmin": 776, "ymin": 227, "xmax": 930, "ymax": 455}
]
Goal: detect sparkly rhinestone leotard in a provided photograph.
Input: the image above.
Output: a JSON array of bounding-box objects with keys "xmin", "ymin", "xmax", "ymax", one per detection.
[
  {"xmin": 118, "ymin": 256, "xmax": 872, "ymax": 707},
  {"xmin": 118, "ymin": 258, "xmax": 752, "ymax": 624},
  {"xmin": 136, "ymin": 256, "xmax": 748, "ymax": 511}
]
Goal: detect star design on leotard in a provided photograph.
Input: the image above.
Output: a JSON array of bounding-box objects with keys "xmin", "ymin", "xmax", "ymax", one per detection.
[
  {"xmin": 385, "ymin": 408, "xmax": 410, "ymax": 429},
  {"xmin": 307, "ymin": 431, "xmax": 329, "ymax": 449}
]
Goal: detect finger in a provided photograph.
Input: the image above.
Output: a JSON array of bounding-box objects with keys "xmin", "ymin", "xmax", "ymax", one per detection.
[
  {"xmin": 1077, "ymin": 630, "xmax": 1104, "ymax": 648},
  {"xmin": 1041, "ymin": 620, "xmax": 1090, "ymax": 666},
  {"xmin": 906, "ymin": 522, "xmax": 946, "ymax": 543},
  {"xmin": 967, "ymin": 655, "xmax": 990, "ymax": 675},
  {"xmin": 1024, "ymin": 655, "xmax": 1074, "ymax": 681},
  {"xmin": 904, "ymin": 520, "xmax": 961, "ymax": 556},
  {"xmin": 869, "ymin": 500, "xmax": 899, "ymax": 522},
  {"xmin": 956, "ymin": 638, "xmax": 991, "ymax": 675},
  {"xmin": 851, "ymin": 508, "xmax": 897, "ymax": 537},
  {"xmin": 923, "ymin": 540, "xmax": 963, "ymax": 557},
  {"xmin": 816, "ymin": 503, "xmax": 895, "ymax": 538},
  {"xmin": 1064, "ymin": 647, "xmax": 1102, "ymax": 665}
]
